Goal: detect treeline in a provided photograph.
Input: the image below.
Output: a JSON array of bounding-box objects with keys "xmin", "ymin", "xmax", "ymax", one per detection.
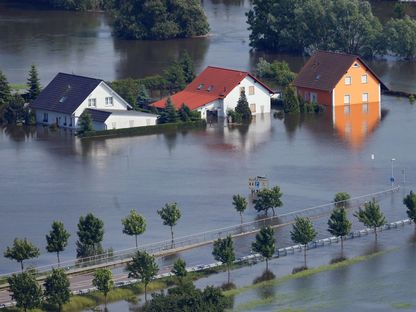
[
  {"xmin": 247, "ymin": 0, "xmax": 416, "ymax": 59},
  {"xmin": 21, "ymin": 0, "xmax": 113, "ymax": 11}
]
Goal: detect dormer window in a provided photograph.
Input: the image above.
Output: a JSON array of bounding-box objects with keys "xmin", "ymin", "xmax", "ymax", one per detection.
[
  {"xmin": 207, "ymin": 85, "xmax": 213, "ymax": 92},
  {"xmin": 197, "ymin": 83, "xmax": 204, "ymax": 90},
  {"xmin": 59, "ymin": 96, "xmax": 67, "ymax": 103},
  {"xmin": 353, "ymin": 63, "xmax": 360, "ymax": 68},
  {"xmin": 315, "ymin": 74, "xmax": 321, "ymax": 80}
]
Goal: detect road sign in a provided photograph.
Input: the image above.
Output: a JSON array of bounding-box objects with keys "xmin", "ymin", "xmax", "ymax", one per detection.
[{"xmin": 249, "ymin": 176, "xmax": 269, "ymax": 193}]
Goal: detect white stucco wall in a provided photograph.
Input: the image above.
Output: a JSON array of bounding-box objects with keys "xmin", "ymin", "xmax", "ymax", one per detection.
[
  {"xmin": 34, "ymin": 109, "xmax": 74, "ymax": 128},
  {"xmin": 104, "ymin": 114, "xmax": 158, "ymax": 130},
  {"xmin": 196, "ymin": 100, "xmax": 222, "ymax": 119},
  {"xmin": 222, "ymin": 76, "xmax": 271, "ymax": 116}
]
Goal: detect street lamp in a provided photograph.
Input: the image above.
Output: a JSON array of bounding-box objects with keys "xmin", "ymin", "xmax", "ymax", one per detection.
[{"xmin": 391, "ymin": 158, "xmax": 396, "ymax": 187}]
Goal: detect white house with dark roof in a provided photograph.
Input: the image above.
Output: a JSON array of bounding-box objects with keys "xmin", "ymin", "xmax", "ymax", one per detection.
[{"xmin": 30, "ymin": 73, "xmax": 158, "ymax": 130}]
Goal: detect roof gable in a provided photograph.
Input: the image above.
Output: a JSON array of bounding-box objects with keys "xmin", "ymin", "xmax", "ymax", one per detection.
[
  {"xmin": 30, "ymin": 73, "xmax": 102, "ymax": 114},
  {"xmin": 293, "ymin": 51, "xmax": 387, "ymax": 91}
]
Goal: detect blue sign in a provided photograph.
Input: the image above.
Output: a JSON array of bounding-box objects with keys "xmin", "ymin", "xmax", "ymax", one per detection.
[
  {"xmin": 390, "ymin": 177, "xmax": 395, "ymax": 182},
  {"xmin": 255, "ymin": 181, "xmax": 260, "ymax": 188}
]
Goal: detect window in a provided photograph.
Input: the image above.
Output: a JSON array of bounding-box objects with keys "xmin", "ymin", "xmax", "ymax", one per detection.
[
  {"xmin": 250, "ymin": 103, "xmax": 256, "ymax": 113},
  {"xmin": 59, "ymin": 96, "xmax": 67, "ymax": 103},
  {"xmin": 88, "ymin": 98, "xmax": 96, "ymax": 107},
  {"xmin": 362, "ymin": 93, "xmax": 368, "ymax": 103},
  {"xmin": 344, "ymin": 105, "xmax": 351, "ymax": 114},
  {"xmin": 249, "ymin": 86, "xmax": 255, "ymax": 95},
  {"xmin": 197, "ymin": 84, "xmax": 204, "ymax": 90},
  {"xmin": 361, "ymin": 74, "xmax": 368, "ymax": 84},
  {"xmin": 362, "ymin": 121, "xmax": 368, "ymax": 134},
  {"xmin": 344, "ymin": 76, "xmax": 351, "ymax": 85},
  {"xmin": 240, "ymin": 87, "xmax": 245, "ymax": 93},
  {"xmin": 310, "ymin": 93, "xmax": 317, "ymax": 103},
  {"xmin": 353, "ymin": 63, "xmax": 360, "ymax": 68},
  {"xmin": 43, "ymin": 113, "xmax": 48, "ymax": 122},
  {"xmin": 105, "ymin": 97, "xmax": 113, "ymax": 106},
  {"xmin": 207, "ymin": 85, "xmax": 213, "ymax": 92},
  {"xmin": 362, "ymin": 103, "xmax": 369, "ymax": 113},
  {"xmin": 344, "ymin": 95, "xmax": 350, "ymax": 104}
]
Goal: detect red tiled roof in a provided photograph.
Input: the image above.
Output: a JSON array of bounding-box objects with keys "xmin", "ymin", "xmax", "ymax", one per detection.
[
  {"xmin": 152, "ymin": 66, "xmax": 274, "ymax": 110},
  {"xmin": 293, "ymin": 51, "xmax": 387, "ymax": 91}
]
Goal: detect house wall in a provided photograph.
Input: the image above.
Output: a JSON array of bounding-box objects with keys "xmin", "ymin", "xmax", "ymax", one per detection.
[
  {"xmin": 222, "ymin": 76, "xmax": 271, "ymax": 116},
  {"xmin": 196, "ymin": 100, "xmax": 222, "ymax": 119},
  {"xmin": 34, "ymin": 109, "xmax": 74, "ymax": 128},
  {"xmin": 333, "ymin": 59, "xmax": 380, "ymax": 107},
  {"xmin": 296, "ymin": 87, "xmax": 332, "ymax": 106},
  {"xmin": 104, "ymin": 114, "xmax": 158, "ymax": 130}
]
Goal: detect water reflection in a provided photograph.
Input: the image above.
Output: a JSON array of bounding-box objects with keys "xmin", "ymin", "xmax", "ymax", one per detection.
[{"xmin": 332, "ymin": 102, "xmax": 381, "ymax": 150}]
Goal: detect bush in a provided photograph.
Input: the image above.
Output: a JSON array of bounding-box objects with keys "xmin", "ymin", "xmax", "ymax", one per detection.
[
  {"xmin": 227, "ymin": 110, "xmax": 242, "ymax": 124},
  {"xmin": 409, "ymin": 95, "xmax": 415, "ymax": 105}
]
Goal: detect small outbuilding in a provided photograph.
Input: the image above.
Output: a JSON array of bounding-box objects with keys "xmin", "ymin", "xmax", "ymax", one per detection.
[{"xmin": 30, "ymin": 73, "xmax": 158, "ymax": 131}]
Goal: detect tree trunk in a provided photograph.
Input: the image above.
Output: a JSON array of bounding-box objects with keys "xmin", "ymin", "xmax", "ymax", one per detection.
[
  {"xmin": 105, "ymin": 293, "xmax": 107, "ymax": 306},
  {"xmin": 340, "ymin": 236, "xmax": 344, "ymax": 257},
  {"xmin": 266, "ymin": 258, "xmax": 269, "ymax": 271},
  {"xmin": 57, "ymin": 251, "xmax": 61, "ymax": 266},
  {"xmin": 144, "ymin": 283, "xmax": 148, "ymax": 302},
  {"xmin": 227, "ymin": 265, "xmax": 230, "ymax": 284},
  {"xmin": 374, "ymin": 227, "xmax": 378, "ymax": 243},
  {"xmin": 240, "ymin": 212, "xmax": 243, "ymax": 224},
  {"xmin": 170, "ymin": 226, "xmax": 174, "ymax": 247},
  {"xmin": 58, "ymin": 304, "xmax": 62, "ymax": 312},
  {"xmin": 304, "ymin": 245, "xmax": 307, "ymax": 268},
  {"xmin": 135, "ymin": 235, "xmax": 138, "ymax": 248},
  {"xmin": 272, "ymin": 207, "xmax": 275, "ymax": 216},
  {"xmin": 20, "ymin": 261, "xmax": 24, "ymax": 272}
]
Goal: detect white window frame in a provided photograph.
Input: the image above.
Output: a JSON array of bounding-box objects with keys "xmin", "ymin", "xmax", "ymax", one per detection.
[
  {"xmin": 344, "ymin": 94, "xmax": 350, "ymax": 104},
  {"xmin": 105, "ymin": 97, "xmax": 113, "ymax": 106},
  {"xmin": 249, "ymin": 86, "xmax": 255, "ymax": 95},
  {"xmin": 362, "ymin": 103, "xmax": 369, "ymax": 113},
  {"xmin": 362, "ymin": 93, "xmax": 368, "ymax": 103},
  {"xmin": 250, "ymin": 103, "xmax": 256, "ymax": 113},
  {"xmin": 361, "ymin": 74, "xmax": 368, "ymax": 84},
  {"xmin": 88, "ymin": 98, "xmax": 97, "ymax": 107},
  {"xmin": 344, "ymin": 76, "xmax": 352, "ymax": 85},
  {"xmin": 310, "ymin": 92, "xmax": 318, "ymax": 103},
  {"xmin": 344, "ymin": 104, "xmax": 351, "ymax": 115}
]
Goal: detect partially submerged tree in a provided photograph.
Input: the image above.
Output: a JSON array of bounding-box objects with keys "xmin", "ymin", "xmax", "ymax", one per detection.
[
  {"xmin": 157, "ymin": 202, "xmax": 181, "ymax": 245},
  {"xmin": 354, "ymin": 199, "xmax": 387, "ymax": 242},
  {"xmin": 235, "ymin": 90, "xmax": 252, "ymax": 122},
  {"xmin": 254, "ymin": 186, "xmax": 283, "ymax": 216},
  {"xmin": 92, "ymin": 268, "xmax": 114, "ymax": 306},
  {"xmin": 179, "ymin": 51, "xmax": 195, "ymax": 84},
  {"xmin": 8, "ymin": 271, "xmax": 42, "ymax": 312},
  {"xmin": 44, "ymin": 268, "xmax": 71, "ymax": 312},
  {"xmin": 327, "ymin": 208, "xmax": 352, "ymax": 256},
  {"xmin": 404, "ymin": 191, "xmax": 416, "ymax": 226},
  {"xmin": 290, "ymin": 216, "xmax": 317, "ymax": 268},
  {"xmin": 283, "ymin": 85, "xmax": 300, "ymax": 113},
  {"xmin": 46, "ymin": 220, "xmax": 70, "ymax": 265},
  {"xmin": 27, "ymin": 65, "xmax": 41, "ymax": 101},
  {"xmin": 334, "ymin": 192, "xmax": 351, "ymax": 208},
  {"xmin": 4, "ymin": 238, "xmax": 40, "ymax": 271},
  {"xmin": 159, "ymin": 97, "xmax": 179, "ymax": 124},
  {"xmin": 0, "ymin": 70, "xmax": 11, "ymax": 110},
  {"xmin": 252, "ymin": 226, "xmax": 276, "ymax": 271},
  {"xmin": 171, "ymin": 258, "xmax": 187, "ymax": 284},
  {"xmin": 256, "ymin": 58, "xmax": 295, "ymax": 88},
  {"xmin": 127, "ymin": 250, "xmax": 158, "ymax": 302},
  {"xmin": 122, "ymin": 209, "xmax": 147, "ymax": 248},
  {"xmin": 232, "ymin": 194, "xmax": 248, "ymax": 224},
  {"xmin": 78, "ymin": 110, "xmax": 93, "ymax": 134},
  {"xmin": 212, "ymin": 235, "xmax": 235, "ymax": 284},
  {"xmin": 76, "ymin": 213, "xmax": 104, "ymax": 258}
]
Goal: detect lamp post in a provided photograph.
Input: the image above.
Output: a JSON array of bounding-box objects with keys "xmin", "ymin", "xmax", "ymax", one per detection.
[{"xmin": 391, "ymin": 158, "xmax": 396, "ymax": 187}]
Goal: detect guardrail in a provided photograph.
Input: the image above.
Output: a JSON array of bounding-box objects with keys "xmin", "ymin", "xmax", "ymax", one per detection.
[{"xmin": 0, "ymin": 186, "xmax": 399, "ymax": 279}]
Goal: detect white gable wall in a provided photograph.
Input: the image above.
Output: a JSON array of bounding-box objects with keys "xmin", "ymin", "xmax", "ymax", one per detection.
[
  {"xmin": 222, "ymin": 76, "xmax": 271, "ymax": 116},
  {"xmin": 73, "ymin": 82, "xmax": 131, "ymax": 128}
]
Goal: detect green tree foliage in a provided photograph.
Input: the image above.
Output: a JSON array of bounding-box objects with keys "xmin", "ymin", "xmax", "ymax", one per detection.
[
  {"xmin": 76, "ymin": 213, "xmax": 104, "ymax": 258},
  {"xmin": 142, "ymin": 282, "xmax": 230, "ymax": 312},
  {"xmin": 254, "ymin": 186, "xmax": 283, "ymax": 216},
  {"xmin": 137, "ymin": 84, "xmax": 151, "ymax": 109},
  {"xmin": 256, "ymin": 58, "xmax": 295, "ymax": 88},
  {"xmin": 235, "ymin": 90, "xmax": 252, "ymax": 122},
  {"xmin": 159, "ymin": 97, "xmax": 179, "ymax": 124},
  {"xmin": 386, "ymin": 16, "xmax": 416, "ymax": 59},
  {"xmin": 171, "ymin": 258, "xmax": 187, "ymax": 283},
  {"xmin": 122, "ymin": 209, "xmax": 147, "ymax": 248},
  {"xmin": 8, "ymin": 271, "xmax": 42, "ymax": 312},
  {"xmin": 2, "ymin": 94, "xmax": 28, "ymax": 124},
  {"xmin": 127, "ymin": 250, "xmax": 158, "ymax": 302},
  {"xmin": 212, "ymin": 235, "xmax": 235, "ymax": 284},
  {"xmin": 46, "ymin": 220, "xmax": 70, "ymax": 265},
  {"xmin": 247, "ymin": 0, "xmax": 384, "ymax": 57},
  {"xmin": 334, "ymin": 192, "xmax": 351, "ymax": 208},
  {"xmin": 327, "ymin": 208, "xmax": 352, "ymax": 254},
  {"xmin": 403, "ymin": 191, "xmax": 416, "ymax": 225},
  {"xmin": 394, "ymin": 2, "xmax": 407, "ymax": 19},
  {"xmin": 4, "ymin": 238, "xmax": 40, "ymax": 271},
  {"xmin": 157, "ymin": 202, "xmax": 181, "ymax": 245},
  {"xmin": 0, "ymin": 70, "xmax": 11, "ymax": 121},
  {"xmin": 227, "ymin": 109, "xmax": 242, "ymax": 124},
  {"xmin": 44, "ymin": 268, "xmax": 71, "ymax": 312},
  {"xmin": 252, "ymin": 226, "xmax": 275, "ymax": 271},
  {"xmin": 232, "ymin": 194, "xmax": 248, "ymax": 224},
  {"xmin": 164, "ymin": 62, "xmax": 187, "ymax": 94},
  {"xmin": 92, "ymin": 268, "xmax": 114, "ymax": 305},
  {"xmin": 112, "ymin": 0, "xmax": 209, "ymax": 40},
  {"xmin": 283, "ymin": 85, "xmax": 300, "ymax": 114},
  {"xmin": 110, "ymin": 78, "xmax": 140, "ymax": 109},
  {"xmin": 27, "ymin": 64, "xmax": 41, "ymax": 101},
  {"xmin": 354, "ymin": 199, "xmax": 387, "ymax": 242},
  {"xmin": 177, "ymin": 103, "xmax": 200, "ymax": 122},
  {"xmin": 78, "ymin": 110, "xmax": 93, "ymax": 134},
  {"xmin": 179, "ymin": 51, "xmax": 195, "ymax": 84},
  {"xmin": 290, "ymin": 216, "xmax": 317, "ymax": 268}
]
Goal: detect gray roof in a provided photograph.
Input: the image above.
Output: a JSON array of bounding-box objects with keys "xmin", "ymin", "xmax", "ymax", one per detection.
[
  {"xmin": 86, "ymin": 109, "xmax": 112, "ymax": 123},
  {"xmin": 30, "ymin": 73, "xmax": 102, "ymax": 114},
  {"xmin": 86, "ymin": 108, "xmax": 158, "ymax": 123}
]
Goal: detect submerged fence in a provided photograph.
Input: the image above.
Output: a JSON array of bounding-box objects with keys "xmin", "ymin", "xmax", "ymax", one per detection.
[{"xmin": 0, "ymin": 186, "xmax": 399, "ymax": 279}]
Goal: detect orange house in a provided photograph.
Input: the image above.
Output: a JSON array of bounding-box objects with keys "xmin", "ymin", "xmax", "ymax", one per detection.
[{"xmin": 293, "ymin": 51, "xmax": 387, "ymax": 108}]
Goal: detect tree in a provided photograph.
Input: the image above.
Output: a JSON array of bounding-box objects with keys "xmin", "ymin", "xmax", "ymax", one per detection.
[
  {"xmin": 178, "ymin": 103, "xmax": 191, "ymax": 122},
  {"xmin": 404, "ymin": 191, "xmax": 416, "ymax": 226},
  {"xmin": 76, "ymin": 213, "xmax": 104, "ymax": 258},
  {"xmin": 179, "ymin": 51, "xmax": 195, "ymax": 84},
  {"xmin": 163, "ymin": 62, "xmax": 187, "ymax": 93},
  {"xmin": 0, "ymin": 70, "xmax": 11, "ymax": 117},
  {"xmin": 78, "ymin": 110, "xmax": 93, "ymax": 134},
  {"xmin": 137, "ymin": 84, "xmax": 150, "ymax": 109},
  {"xmin": 212, "ymin": 235, "xmax": 235, "ymax": 284},
  {"xmin": 290, "ymin": 216, "xmax": 317, "ymax": 268},
  {"xmin": 92, "ymin": 268, "xmax": 114, "ymax": 306},
  {"xmin": 235, "ymin": 90, "xmax": 252, "ymax": 122},
  {"xmin": 232, "ymin": 194, "xmax": 248, "ymax": 224},
  {"xmin": 122, "ymin": 209, "xmax": 147, "ymax": 248},
  {"xmin": 44, "ymin": 268, "xmax": 71, "ymax": 312},
  {"xmin": 334, "ymin": 192, "xmax": 351, "ymax": 208},
  {"xmin": 157, "ymin": 202, "xmax": 181, "ymax": 245},
  {"xmin": 27, "ymin": 65, "xmax": 41, "ymax": 101},
  {"xmin": 171, "ymin": 258, "xmax": 187, "ymax": 283},
  {"xmin": 354, "ymin": 199, "xmax": 387, "ymax": 242},
  {"xmin": 327, "ymin": 208, "xmax": 352, "ymax": 255},
  {"xmin": 252, "ymin": 226, "xmax": 275, "ymax": 271},
  {"xmin": 127, "ymin": 250, "xmax": 158, "ymax": 302},
  {"xmin": 254, "ymin": 186, "xmax": 283, "ymax": 216},
  {"xmin": 2, "ymin": 94, "xmax": 27, "ymax": 124},
  {"xmin": 283, "ymin": 85, "xmax": 300, "ymax": 113},
  {"xmin": 8, "ymin": 271, "xmax": 42, "ymax": 312},
  {"xmin": 46, "ymin": 220, "xmax": 70, "ymax": 265},
  {"xmin": 256, "ymin": 58, "xmax": 295, "ymax": 88},
  {"xmin": 4, "ymin": 238, "xmax": 40, "ymax": 271},
  {"xmin": 159, "ymin": 97, "xmax": 179, "ymax": 124},
  {"xmin": 111, "ymin": 78, "xmax": 140, "ymax": 109},
  {"xmin": 386, "ymin": 16, "xmax": 416, "ymax": 59}
]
